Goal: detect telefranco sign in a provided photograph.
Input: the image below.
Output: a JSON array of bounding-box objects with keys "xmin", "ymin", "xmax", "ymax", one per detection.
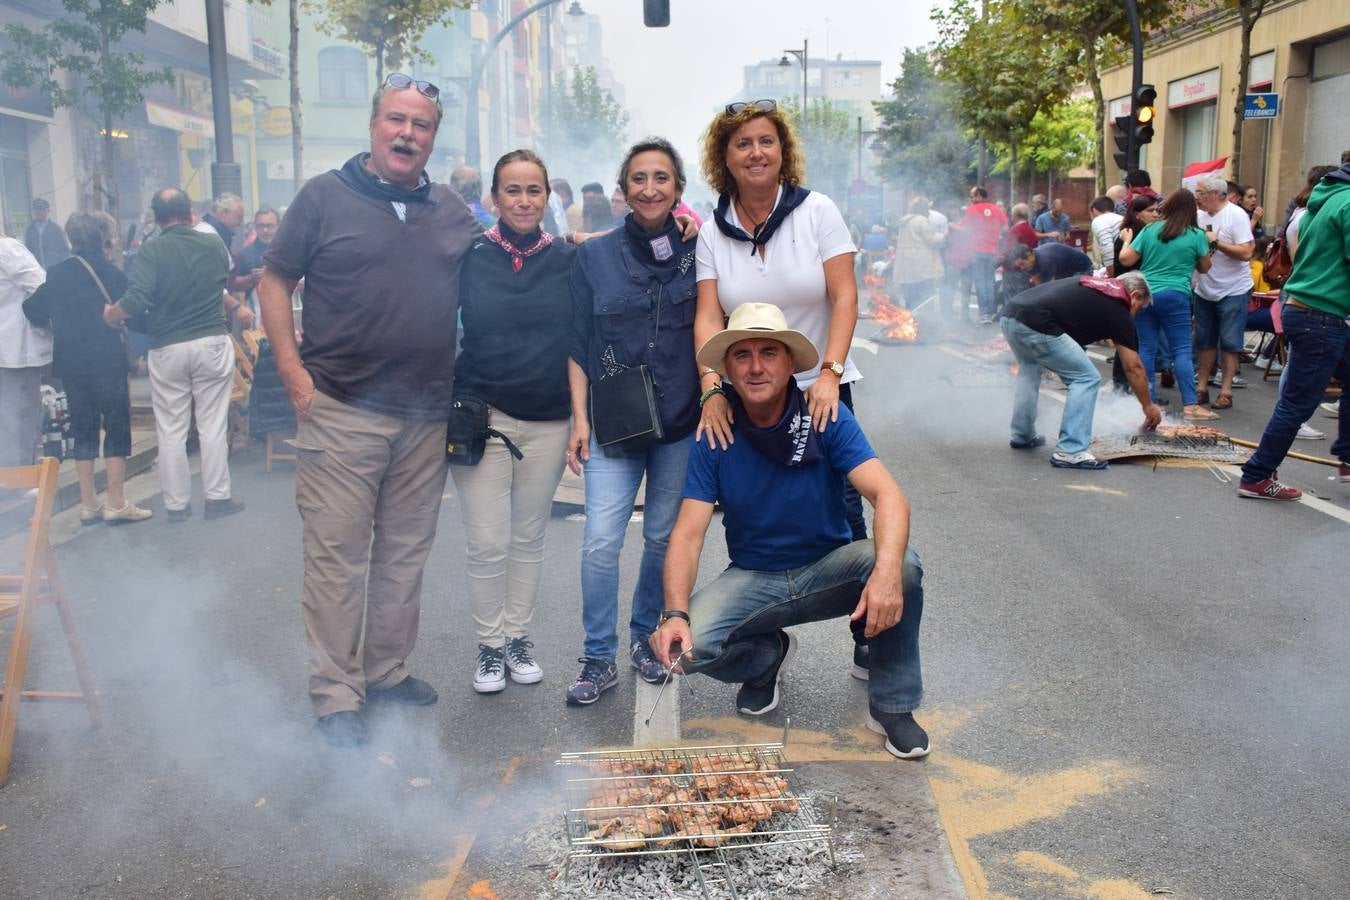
[{"xmin": 1244, "ymin": 92, "xmax": 1279, "ymax": 119}]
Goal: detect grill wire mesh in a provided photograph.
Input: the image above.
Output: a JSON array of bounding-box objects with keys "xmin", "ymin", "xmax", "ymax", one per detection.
[
  {"xmin": 557, "ymin": 732, "xmax": 834, "ymax": 899},
  {"xmin": 1090, "ymin": 431, "xmax": 1250, "ymax": 463}
]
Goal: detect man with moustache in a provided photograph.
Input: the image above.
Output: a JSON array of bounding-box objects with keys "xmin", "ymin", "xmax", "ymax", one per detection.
[
  {"xmin": 650, "ymin": 303, "xmax": 931, "ymax": 760},
  {"xmin": 257, "ymin": 73, "xmax": 481, "ymax": 747}
]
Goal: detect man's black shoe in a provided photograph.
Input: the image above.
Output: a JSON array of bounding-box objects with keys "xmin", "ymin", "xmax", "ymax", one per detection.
[
  {"xmin": 204, "ymin": 498, "xmax": 246, "ymax": 520},
  {"xmin": 736, "ymin": 630, "xmax": 796, "ymax": 716},
  {"xmin": 866, "ymin": 707, "xmax": 930, "ymax": 759},
  {"xmin": 166, "ymin": 505, "xmax": 191, "ymax": 523},
  {"xmin": 851, "ymin": 643, "xmax": 870, "ymax": 681},
  {"xmin": 368, "ymin": 675, "xmax": 438, "ymax": 706},
  {"xmin": 317, "ymin": 711, "xmax": 368, "ymax": 747}
]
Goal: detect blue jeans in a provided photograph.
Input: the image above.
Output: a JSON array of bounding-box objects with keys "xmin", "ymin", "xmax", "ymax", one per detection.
[
  {"xmin": 1002, "ymin": 317, "xmax": 1101, "ymax": 454},
  {"xmin": 687, "ymin": 541, "xmax": 925, "ymax": 714},
  {"xmin": 971, "ymin": 252, "xmax": 999, "ymax": 318},
  {"xmin": 581, "ymin": 433, "xmax": 693, "ymax": 660},
  {"xmin": 1134, "ymin": 289, "xmax": 1198, "ymax": 405},
  {"xmin": 1240, "ymin": 305, "xmax": 1350, "ymax": 482},
  {"xmin": 839, "ymin": 383, "xmax": 867, "ymax": 541}
]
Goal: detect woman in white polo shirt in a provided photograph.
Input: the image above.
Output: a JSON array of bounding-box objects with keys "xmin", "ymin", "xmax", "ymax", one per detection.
[{"xmin": 692, "ymin": 99, "xmax": 861, "ymax": 532}]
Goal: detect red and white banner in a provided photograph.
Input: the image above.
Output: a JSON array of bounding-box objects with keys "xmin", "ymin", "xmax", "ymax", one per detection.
[{"xmin": 1181, "ymin": 157, "xmax": 1228, "ymax": 192}]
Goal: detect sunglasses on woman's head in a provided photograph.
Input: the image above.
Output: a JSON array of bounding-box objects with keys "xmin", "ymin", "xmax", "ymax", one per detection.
[
  {"xmin": 384, "ymin": 73, "xmax": 440, "ymax": 100},
  {"xmin": 725, "ymin": 99, "xmax": 776, "ymax": 115}
]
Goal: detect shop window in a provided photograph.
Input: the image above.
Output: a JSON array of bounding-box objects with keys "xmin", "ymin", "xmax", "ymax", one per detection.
[
  {"xmin": 1179, "ymin": 100, "xmax": 1216, "ymax": 169},
  {"xmin": 318, "ymin": 46, "xmax": 368, "ymax": 103}
]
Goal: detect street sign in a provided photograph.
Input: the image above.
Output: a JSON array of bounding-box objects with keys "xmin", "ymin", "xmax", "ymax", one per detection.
[
  {"xmin": 1244, "ymin": 93, "xmax": 1279, "ymax": 119},
  {"xmin": 258, "ymin": 107, "xmax": 294, "ymax": 137}
]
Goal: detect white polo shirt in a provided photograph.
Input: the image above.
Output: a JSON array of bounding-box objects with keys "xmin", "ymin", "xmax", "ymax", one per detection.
[{"xmin": 695, "ymin": 188, "xmax": 857, "ymax": 388}]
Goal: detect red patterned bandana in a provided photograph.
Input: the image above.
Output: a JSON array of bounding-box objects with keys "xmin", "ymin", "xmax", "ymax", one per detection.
[
  {"xmin": 1078, "ymin": 275, "xmax": 1132, "ymax": 308},
  {"xmin": 483, "ymin": 224, "xmax": 553, "ymax": 273}
]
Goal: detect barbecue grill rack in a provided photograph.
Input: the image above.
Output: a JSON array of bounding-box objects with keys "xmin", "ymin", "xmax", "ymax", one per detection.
[
  {"xmin": 557, "ymin": 723, "xmax": 834, "ymax": 899},
  {"xmin": 1089, "ymin": 431, "xmax": 1250, "ymax": 464}
]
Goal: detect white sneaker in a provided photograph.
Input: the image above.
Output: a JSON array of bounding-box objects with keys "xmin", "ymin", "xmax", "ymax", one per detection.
[
  {"xmin": 1264, "ymin": 359, "xmax": 1283, "ymax": 374},
  {"xmin": 79, "ymin": 503, "xmax": 104, "ymax": 526},
  {"xmin": 1322, "ymin": 401, "xmax": 1340, "ymax": 419},
  {"xmin": 1232, "ymin": 373, "xmax": 1247, "ymax": 388},
  {"xmin": 103, "ymin": 502, "xmax": 153, "ymax": 525},
  {"xmin": 1296, "ymin": 423, "xmax": 1326, "ymax": 440},
  {"xmin": 473, "ymin": 644, "xmax": 507, "ymax": 693},
  {"xmin": 504, "ymin": 636, "xmax": 543, "ymax": 684}
]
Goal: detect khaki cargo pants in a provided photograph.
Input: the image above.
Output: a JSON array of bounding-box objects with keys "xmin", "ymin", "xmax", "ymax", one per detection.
[{"xmin": 294, "ymin": 390, "xmax": 449, "ymax": 718}]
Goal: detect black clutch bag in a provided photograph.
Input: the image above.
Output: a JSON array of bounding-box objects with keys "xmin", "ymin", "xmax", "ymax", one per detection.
[
  {"xmin": 589, "ymin": 365, "xmax": 664, "ymax": 447},
  {"xmin": 446, "ymin": 395, "xmax": 522, "ymax": 466}
]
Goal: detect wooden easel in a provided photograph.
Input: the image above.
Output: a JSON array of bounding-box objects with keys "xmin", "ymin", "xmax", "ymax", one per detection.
[{"xmin": 0, "ymin": 458, "xmax": 101, "ymax": 784}]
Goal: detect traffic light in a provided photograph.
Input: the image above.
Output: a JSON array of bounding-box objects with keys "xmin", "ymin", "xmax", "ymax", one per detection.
[
  {"xmin": 1132, "ymin": 84, "xmax": 1156, "ymax": 145},
  {"xmin": 643, "ymin": 0, "xmax": 670, "ymax": 26},
  {"xmin": 1112, "ymin": 114, "xmax": 1132, "ymax": 172}
]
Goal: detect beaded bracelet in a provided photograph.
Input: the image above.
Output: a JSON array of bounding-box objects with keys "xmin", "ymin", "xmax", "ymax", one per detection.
[{"xmin": 699, "ymin": 385, "xmax": 725, "ymax": 408}]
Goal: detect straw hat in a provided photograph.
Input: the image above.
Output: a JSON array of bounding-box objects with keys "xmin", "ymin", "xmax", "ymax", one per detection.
[{"xmin": 696, "ymin": 302, "xmax": 819, "ymax": 376}]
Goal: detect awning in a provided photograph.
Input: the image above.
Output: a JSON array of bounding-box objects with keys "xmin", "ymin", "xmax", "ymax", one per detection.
[{"xmin": 145, "ymin": 100, "xmax": 214, "ymax": 138}]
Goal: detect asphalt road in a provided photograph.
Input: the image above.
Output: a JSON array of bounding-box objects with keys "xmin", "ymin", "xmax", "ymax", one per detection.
[{"xmin": 1, "ymin": 313, "xmax": 1346, "ymax": 899}]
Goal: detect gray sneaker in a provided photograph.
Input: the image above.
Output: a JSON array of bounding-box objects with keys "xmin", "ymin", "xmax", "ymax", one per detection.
[{"xmin": 630, "ymin": 639, "xmax": 666, "ymax": 684}]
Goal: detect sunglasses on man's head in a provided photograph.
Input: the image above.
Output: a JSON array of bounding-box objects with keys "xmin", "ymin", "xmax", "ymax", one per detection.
[
  {"xmin": 725, "ymin": 99, "xmax": 777, "ymax": 116},
  {"xmin": 385, "ymin": 73, "xmax": 440, "ymax": 100}
]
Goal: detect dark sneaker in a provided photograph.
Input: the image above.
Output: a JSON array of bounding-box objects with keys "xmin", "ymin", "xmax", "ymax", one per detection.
[
  {"xmin": 736, "ymin": 630, "xmax": 797, "ymax": 716},
  {"xmin": 1009, "ymin": 434, "xmax": 1046, "ymax": 450},
  {"xmin": 1160, "ymin": 370, "xmax": 1176, "ymax": 389},
  {"xmin": 866, "ymin": 708, "xmax": 930, "ymax": 759},
  {"xmin": 473, "ymin": 644, "xmax": 507, "ymax": 694},
  {"xmin": 1237, "ymin": 476, "xmax": 1302, "ymax": 500},
  {"xmin": 630, "ymin": 639, "xmax": 666, "ymax": 684},
  {"xmin": 1338, "ymin": 464, "xmax": 1350, "ymax": 483},
  {"xmin": 505, "ymin": 636, "xmax": 543, "ymax": 684},
  {"xmin": 368, "ymin": 675, "xmax": 438, "ymax": 705},
  {"xmin": 566, "ymin": 657, "xmax": 618, "ymax": 705},
  {"xmin": 851, "ymin": 643, "xmax": 870, "ymax": 682},
  {"xmin": 204, "ymin": 497, "xmax": 246, "ymax": 520},
  {"xmin": 166, "ymin": 505, "xmax": 192, "ymax": 523},
  {"xmin": 317, "ymin": 711, "xmax": 368, "ymax": 747}
]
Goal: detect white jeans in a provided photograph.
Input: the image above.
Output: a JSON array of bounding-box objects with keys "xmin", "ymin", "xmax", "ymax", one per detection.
[
  {"xmin": 448, "ymin": 408, "xmax": 569, "ymax": 646},
  {"xmin": 148, "ymin": 334, "xmax": 235, "ymax": 510}
]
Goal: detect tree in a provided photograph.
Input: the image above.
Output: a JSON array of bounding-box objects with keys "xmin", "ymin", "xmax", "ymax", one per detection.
[
  {"xmin": 779, "ymin": 95, "xmax": 856, "ymax": 205},
  {"xmin": 1, "ymin": 0, "xmax": 172, "ymax": 215},
  {"xmin": 313, "ymin": 0, "xmax": 468, "ymax": 85},
  {"xmin": 932, "ymin": 0, "xmax": 1069, "ymax": 201},
  {"xmin": 1228, "ymin": 0, "xmax": 1271, "ymax": 179},
  {"xmin": 249, "ymin": 0, "xmax": 305, "ymax": 204},
  {"xmin": 872, "ymin": 47, "xmax": 975, "ymax": 202},
  {"xmin": 1010, "ymin": 94, "xmax": 1096, "ymax": 198},
  {"xmin": 1016, "ymin": 0, "xmax": 1176, "ymax": 194},
  {"xmin": 542, "ymin": 66, "xmax": 629, "ymax": 172}
]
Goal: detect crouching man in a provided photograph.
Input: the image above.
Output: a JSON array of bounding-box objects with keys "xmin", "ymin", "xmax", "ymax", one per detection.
[{"xmin": 649, "ymin": 303, "xmax": 929, "ymax": 759}]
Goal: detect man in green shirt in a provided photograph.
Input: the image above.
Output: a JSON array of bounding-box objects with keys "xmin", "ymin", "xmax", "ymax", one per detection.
[{"xmin": 104, "ymin": 188, "xmax": 245, "ymax": 521}]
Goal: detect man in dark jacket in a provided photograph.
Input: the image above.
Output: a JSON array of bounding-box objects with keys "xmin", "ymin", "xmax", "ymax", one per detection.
[{"xmin": 24, "ymin": 199, "xmax": 70, "ymax": 269}]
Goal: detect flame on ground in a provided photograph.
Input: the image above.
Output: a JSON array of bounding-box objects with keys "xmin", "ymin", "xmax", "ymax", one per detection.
[{"xmin": 863, "ymin": 275, "xmax": 919, "ymax": 342}]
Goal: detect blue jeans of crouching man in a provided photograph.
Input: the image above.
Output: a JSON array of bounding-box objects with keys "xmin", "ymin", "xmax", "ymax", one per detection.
[{"xmin": 685, "ymin": 540, "xmax": 925, "ymax": 715}]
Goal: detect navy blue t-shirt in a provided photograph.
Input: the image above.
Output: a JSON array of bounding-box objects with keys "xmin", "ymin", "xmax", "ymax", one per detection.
[
  {"xmin": 683, "ymin": 404, "xmax": 877, "ymax": 571},
  {"xmin": 1032, "ymin": 242, "xmax": 1092, "ymax": 281}
]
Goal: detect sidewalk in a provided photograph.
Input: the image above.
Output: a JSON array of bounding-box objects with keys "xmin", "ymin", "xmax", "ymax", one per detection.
[{"xmin": 0, "ymin": 373, "xmax": 159, "ymax": 537}]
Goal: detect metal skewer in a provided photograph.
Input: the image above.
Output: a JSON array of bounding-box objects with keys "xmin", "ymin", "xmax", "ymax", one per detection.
[{"xmin": 644, "ymin": 646, "xmax": 693, "ymax": 727}]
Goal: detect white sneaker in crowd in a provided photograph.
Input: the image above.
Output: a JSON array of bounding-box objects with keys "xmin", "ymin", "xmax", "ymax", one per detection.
[
  {"xmin": 473, "ymin": 644, "xmax": 507, "ymax": 693},
  {"xmin": 504, "ymin": 636, "xmax": 543, "ymax": 684},
  {"xmin": 1321, "ymin": 400, "xmax": 1340, "ymax": 418},
  {"xmin": 1296, "ymin": 423, "xmax": 1326, "ymax": 440},
  {"xmin": 103, "ymin": 502, "xmax": 153, "ymax": 525},
  {"xmin": 79, "ymin": 503, "xmax": 104, "ymax": 526}
]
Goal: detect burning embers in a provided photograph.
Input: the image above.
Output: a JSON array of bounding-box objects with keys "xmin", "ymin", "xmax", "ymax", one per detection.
[{"xmin": 862, "ymin": 275, "xmax": 919, "ymax": 344}]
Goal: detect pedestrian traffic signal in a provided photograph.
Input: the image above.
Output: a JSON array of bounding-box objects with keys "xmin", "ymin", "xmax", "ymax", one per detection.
[
  {"xmin": 643, "ymin": 0, "xmax": 670, "ymax": 26},
  {"xmin": 1133, "ymin": 84, "xmax": 1157, "ymax": 145},
  {"xmin": 1112, "ymin": 115, "xmax": 1133, "ymax": 171}
]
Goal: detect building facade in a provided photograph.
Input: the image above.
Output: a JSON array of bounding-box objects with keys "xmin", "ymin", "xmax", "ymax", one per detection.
[{"xmin": 1100, "ymin": 0, "xmax": 1350, "ymax": 218}]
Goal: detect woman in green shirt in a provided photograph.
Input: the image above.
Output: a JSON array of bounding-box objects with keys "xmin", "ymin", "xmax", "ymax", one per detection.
[{"xmin": 1117, "ymin": 188, "xmax": 1215, "ymax": 420}]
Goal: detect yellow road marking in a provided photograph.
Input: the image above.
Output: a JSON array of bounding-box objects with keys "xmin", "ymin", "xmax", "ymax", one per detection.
[
  {"xmin": 1064, "ymin": 484, "xmax": 1126, "ymax": 496},
  {"xmin": 417, "ymin": 756, "xmax": 521, "ymax": 900}
]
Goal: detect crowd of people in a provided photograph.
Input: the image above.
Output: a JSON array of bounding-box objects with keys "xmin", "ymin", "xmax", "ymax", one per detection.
[{"xmin": 1, "ymin": 71, "xmax": 1345, "ymax": 759}]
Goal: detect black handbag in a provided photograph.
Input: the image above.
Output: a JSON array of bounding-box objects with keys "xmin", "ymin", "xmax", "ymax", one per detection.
[
  {"xmin": 589, "ymin": 364, "xmax": 665, "ymax": 447},
  {"xmin": 446, "ymin": 395, "xmax": 523, "ymax": 466}
]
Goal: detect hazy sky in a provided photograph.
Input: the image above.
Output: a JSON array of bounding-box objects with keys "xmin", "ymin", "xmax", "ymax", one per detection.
[{"xmin": 569, "ymin": 0, "xmax": 943, "ymax": 198}]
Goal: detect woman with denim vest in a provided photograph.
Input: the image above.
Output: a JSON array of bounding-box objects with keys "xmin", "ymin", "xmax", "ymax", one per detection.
[{"xmin": 564, "ymin": 138, "xmax": 700, "ymax": 705}]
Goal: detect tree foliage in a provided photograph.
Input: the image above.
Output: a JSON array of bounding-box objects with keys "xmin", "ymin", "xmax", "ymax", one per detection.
[
  {"xmin": 1228, "ymin": 0, "xmax": 1272, "ymax": 178},
  {"xmin": 542, "ymin": 66, "xmax": 629, "ymax": 170},
  {"xmin": 778, "ymin": 95, "xmax": 856, "ymax": 204},
  {"xmin": 1, "ymin": 0, "xmax": 172, "ymax": 214},
  {"xmin": 872, "ymin": 47, "xmax": 974, "ymax": 201},
  {"xmin": 312, "ymin": 0, "xmax": 467, "ymax": 85},
  {"xmin": 931, "ymin": 0, "xmax": 1069, "ymax": 198}
]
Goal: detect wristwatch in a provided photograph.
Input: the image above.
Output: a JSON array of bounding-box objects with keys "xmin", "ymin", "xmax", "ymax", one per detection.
[
  {"xmin": 821, "ymin": 360, "xmax": 845, "ymax": 377},
  {"xmin": 660, "ymin": 610, "xmax": 691, "ymax": 625}
]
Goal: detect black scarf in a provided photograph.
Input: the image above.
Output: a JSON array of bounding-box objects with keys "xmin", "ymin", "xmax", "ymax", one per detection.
[
  {"xmin": 623, "ymin": 213, "xmax": 684, "ymax": 276},
  {"xmin": 726, "ymin": 384, "xmax": 821, "ymax": 468},
  {"xmin": 713, "ymin": 184, "xmax": 811, "ymax": 256},
  {"xmin": 334, "ymin": 153, "xmax": 434, "ymax": 206}
]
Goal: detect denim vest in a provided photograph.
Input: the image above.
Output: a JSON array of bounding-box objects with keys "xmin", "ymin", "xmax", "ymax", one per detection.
[{"xmin": 569, "ymin": 227, "xmax": 699, "ymax": 442}]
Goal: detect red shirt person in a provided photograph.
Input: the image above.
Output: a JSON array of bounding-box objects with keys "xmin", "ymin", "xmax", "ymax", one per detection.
[{"xmin": 954, "ymin": 186, "xmax": 1008, "ymax": 323}]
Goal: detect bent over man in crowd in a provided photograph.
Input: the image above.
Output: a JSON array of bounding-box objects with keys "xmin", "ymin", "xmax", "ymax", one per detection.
[
  {"xmin": 1000, "ymin": 272, "xmax": 1162, "ymax": 470},
  {"xmin": 258, "ymin": 74, "xmax": 480, "ymax": 747},
  {"xmin": 650, "ymin": 303, "xmax": 930, "ymax": 759}
]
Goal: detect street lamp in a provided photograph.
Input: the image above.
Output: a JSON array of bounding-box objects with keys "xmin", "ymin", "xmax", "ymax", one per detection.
[
  {"xmin": 778, "ymin": 39, "xmax": 808, "ymax": 122},
  {"xmin": 463, "ymin": 0, "xmax": 585, "ymax": 168}
]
